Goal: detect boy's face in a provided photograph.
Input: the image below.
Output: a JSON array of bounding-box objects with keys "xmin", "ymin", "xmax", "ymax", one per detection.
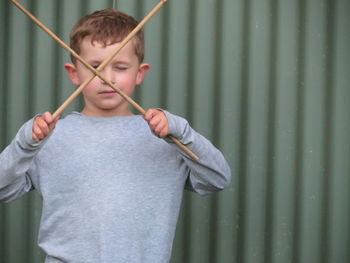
[{"xmin": 65, "ymin": 37, "xmax": 149, "ymax": 117}]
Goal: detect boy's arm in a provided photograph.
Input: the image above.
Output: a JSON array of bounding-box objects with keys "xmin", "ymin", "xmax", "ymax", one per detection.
[
  {"xmin": 144, "ymin": 109, "xmax": 232, "ymax": 195},
  {"xmin": 0, "ymin": 113, "xmax": 57, "ymax": 202}
]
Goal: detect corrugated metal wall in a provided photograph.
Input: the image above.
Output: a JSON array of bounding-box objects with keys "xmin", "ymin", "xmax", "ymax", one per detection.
[{"xmin": 0, "ymin": 0, "xmax": 349, "ymax": 262}]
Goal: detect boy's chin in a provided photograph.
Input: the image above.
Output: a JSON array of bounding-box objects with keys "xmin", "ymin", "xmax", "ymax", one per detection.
[{"xmin": 83, "ymin": 99, "xmax": 131, "ymax": 116}]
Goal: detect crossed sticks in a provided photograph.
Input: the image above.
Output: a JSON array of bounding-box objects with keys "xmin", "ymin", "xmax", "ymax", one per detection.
[{"xmin": 11, "ymin": 0, "xmax": 199, "ymax": 161}]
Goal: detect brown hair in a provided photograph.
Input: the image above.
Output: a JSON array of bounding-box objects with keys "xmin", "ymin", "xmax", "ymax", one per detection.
[{"xmin": 69, "ymin": 8, "xmax": 144, "ymax": 63}]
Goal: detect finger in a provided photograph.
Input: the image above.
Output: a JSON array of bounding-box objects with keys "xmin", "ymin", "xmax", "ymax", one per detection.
[
  {"xmin": 158, "ymin": 126, "xmax": 169, "ymax": 138},
  {"xmin": 42, "ymin": 112, "xmax": 53, "ymax": 124},
  {"xmin": 33, "ymin": 125, "xmax": 45, "ymax": 140},
  {"xmin": 149, "ymin": 114, "xmax": 162, "ymax": 128},
  {"xmin": 157, "ymin": 120, "xmax": 169, "ymax": 137},
  {"xmin": 154, "ymin": 118, "xmax": 167, "ymax": 134},
  {"xmin": 53, "ymin": 115, "xmax": 60, "ymax": 124},
  {"xmin": 49, "ymin": 116, "xmax": 59, "ymax": 130},
  {"xmin": 48, "ymin": 122, "xmax": 56, "ymax": 131},
  {"xmin": 48, "ymin": 115, "xmax": 60, "ymax": 131},
  {"xmin": 32, "ymin": 133, "xmax": 39, "ymax": 142},
  {"xmin": 144, "ymin": 109, "xmax": 156, "ymax": 121},
  {"xmin": 36, "ymin": 117, "xmax": 50, "ymax": 136}
]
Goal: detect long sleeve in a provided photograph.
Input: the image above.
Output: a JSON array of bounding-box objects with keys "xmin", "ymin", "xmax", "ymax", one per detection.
[
  {"xmin": 0, "ymin": 118, "xmax": 42, "ymax": 202},
  {"xmin": 163, "ymin": 110, "xmax": 232, "ymax": 195},
  {"xmin": 0, "ymin": 112, "xmax": 232, "ymax": 261}
]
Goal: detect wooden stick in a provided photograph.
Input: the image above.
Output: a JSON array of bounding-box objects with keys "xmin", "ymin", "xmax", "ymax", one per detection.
[{"xmin": 11, "ymin": 0, "xmax": 199, "ymax": 161}]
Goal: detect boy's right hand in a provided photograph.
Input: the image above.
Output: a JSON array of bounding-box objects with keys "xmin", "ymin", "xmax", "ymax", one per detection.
[{"xmin": 32, "ymin": 112, "xmax": 59, "ymax": 142}]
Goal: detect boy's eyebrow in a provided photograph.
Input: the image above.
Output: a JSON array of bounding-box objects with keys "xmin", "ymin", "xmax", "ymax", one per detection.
[
  {"xmin": 85, "ymin": 60, "xmax": 102, "ymax": 65},
  {"xmin": 86, "ymin": 59, "xmax": 130, "ymax": 65},
  {"xmin": 112, "ymin": 60, "xmax": 131, "ymax": 65}
]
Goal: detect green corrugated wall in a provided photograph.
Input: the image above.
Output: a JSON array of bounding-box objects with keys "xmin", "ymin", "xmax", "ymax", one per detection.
[{"xmin": 0, "ymin": 0, "xmax": 349, "ymax": 262}]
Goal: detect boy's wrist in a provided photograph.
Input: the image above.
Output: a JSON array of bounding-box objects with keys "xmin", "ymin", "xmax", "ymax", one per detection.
[{"xmin": 158, "ymin": 110, "xmax": 188, "ymax": 142}]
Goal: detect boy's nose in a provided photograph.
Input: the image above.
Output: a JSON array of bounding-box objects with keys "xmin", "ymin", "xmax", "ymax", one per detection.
[
  {"xmin": 101, "ymin": 78, "xmax": 116, "ymax": 85},
  {"xmin": 101, "ymin": 68, "xmax": 117, "ymax": 85}
]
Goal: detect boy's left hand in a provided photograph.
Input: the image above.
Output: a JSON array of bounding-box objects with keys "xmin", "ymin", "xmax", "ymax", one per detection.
[{"xmin": 143, "ymin": 109, "xmax": 169, "ymax": 138}]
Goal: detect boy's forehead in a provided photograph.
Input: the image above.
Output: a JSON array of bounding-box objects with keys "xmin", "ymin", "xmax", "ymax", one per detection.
[
  {"xmin": 79, "ymin": 36, "xmax": 136, "ymax": 53},
  {"xmin": 79, "ymin": 36, "xmax": 138, "ymax": 61}
]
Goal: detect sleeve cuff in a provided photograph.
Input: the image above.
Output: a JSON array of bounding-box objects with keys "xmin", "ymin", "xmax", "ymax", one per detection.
[{"xmin": 158, "ymin": 109, "xmax": 194, "ymax": 145}]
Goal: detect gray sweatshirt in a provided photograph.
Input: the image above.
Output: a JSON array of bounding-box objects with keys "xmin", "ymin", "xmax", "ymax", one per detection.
[{"xmin": 0, "ymin": 111, "xmax": 231, "ymax": 263}]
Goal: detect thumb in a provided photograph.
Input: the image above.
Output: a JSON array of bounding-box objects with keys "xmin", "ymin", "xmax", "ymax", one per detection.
[
  {"xmin": 42, "ymin": 112, "xmax": 53, "ymax": 124},
  {"xmin": 143, "ymin": 109, "xmax": 156, "ymax": 121}
]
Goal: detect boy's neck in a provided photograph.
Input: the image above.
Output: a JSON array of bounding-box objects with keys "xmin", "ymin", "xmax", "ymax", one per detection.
[{"xmin": 81, "ymin": 107, "xmax": 134, "ymax": 117}]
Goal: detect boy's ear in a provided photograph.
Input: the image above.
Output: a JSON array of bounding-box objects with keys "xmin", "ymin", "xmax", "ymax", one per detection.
[
  {"xmin": 136, "ymin": 63, "xmax": 150, "ymax": 85},
  {"xmin": 64, "ymin": 63, "xmax": 80, "ymax": 86}
]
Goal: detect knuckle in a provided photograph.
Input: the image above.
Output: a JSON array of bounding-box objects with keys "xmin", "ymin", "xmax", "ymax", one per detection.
[
  {"xmin": 35, "ymin": 129, "xmax": 43, "ymax": 136},
  {"xmin": 36, "ymin": 118, "xmax": 44, "ymax": 127}
]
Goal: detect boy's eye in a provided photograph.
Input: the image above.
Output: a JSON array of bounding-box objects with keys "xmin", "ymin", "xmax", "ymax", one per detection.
[
  {"xmin": 92, "ymin": 65, "xmax": 99, "ymax": 69},
  {"xmin": 115, "ymin": 66, "xmax": 128, "ymax": 71}
]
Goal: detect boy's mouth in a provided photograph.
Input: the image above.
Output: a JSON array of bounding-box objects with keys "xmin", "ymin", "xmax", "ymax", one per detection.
[{"xmin": 99, "ymin": 90, "xmax": 117, "ymax": 95}]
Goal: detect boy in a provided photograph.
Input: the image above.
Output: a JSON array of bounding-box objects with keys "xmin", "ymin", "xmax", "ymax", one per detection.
[{"xmin": 0, "ymin": 8, "xmax": 231, "ymax": 263}]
